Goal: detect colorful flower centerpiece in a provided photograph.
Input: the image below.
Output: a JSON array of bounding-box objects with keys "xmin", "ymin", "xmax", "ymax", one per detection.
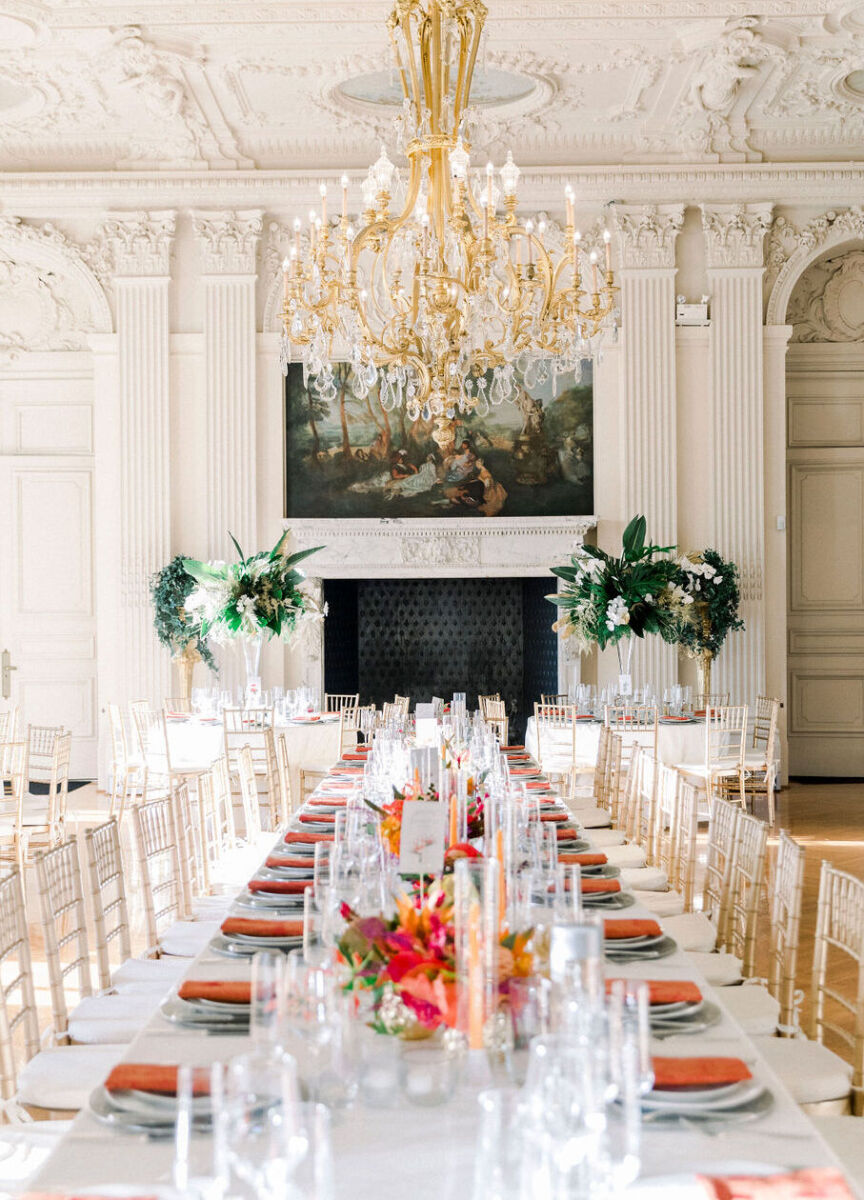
[
  {"xmin": 548, "ymin": 515, "xmax": 681, "ymax": 692},
  {"xmin": 183, "ymin": 532, "xmax": 324, "ymax": 686},
  {"xmin": 337, "ymin": 877, "xmax": 533, "ymax": 1037},
  {"xmin": 672, "ymin": 549, "xmax": 744, "ymax": 699},
  {"xmin": 367, "ymin": 778, "xmax": 485, "ymax": 860}
]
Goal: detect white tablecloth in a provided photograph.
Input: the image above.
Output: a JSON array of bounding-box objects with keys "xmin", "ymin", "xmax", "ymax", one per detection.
[
  {"xmin": 32, "ymin": 763, "xmax": 842, "ymax": 1198},
  {"xmin": 166, "ymin": 714, "xmax": 343, "ymax": 802},
  {"xmin": 525, "ymin": 716, "xmax": 707, "ymax": 769}
]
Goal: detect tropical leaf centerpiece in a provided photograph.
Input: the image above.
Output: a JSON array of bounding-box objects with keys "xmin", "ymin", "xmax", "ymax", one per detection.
[
  {"xmin": 183, "ymin": 532, "xmax": 324, "ymax": 645},
  {"xmin": 547, "ymin": 515, "xmax": 686, "ymax": 652},
  {"xmin": 672, "ymin": 549, "xmax": 744, "ymax": 697},
  {"xmin": 151, "ymin": 554, "xmax": 216, "ymax": 670}
]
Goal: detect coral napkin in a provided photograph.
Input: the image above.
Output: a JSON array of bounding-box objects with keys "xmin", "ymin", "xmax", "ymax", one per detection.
[
  {"xmin": 178, "ymin": 980, "xmax": 252, "ymax": 1005},
  {"xmin": 105, "ymin": 1064, "xmax": 204, "ymax": 1097},
  {"xmin": 651, "ymin": 1056, "xmax": 751, "ymax": 1090},
  {"xmin": 511, "ymin": 766, "xmax": 539, "ymax": 775},
  {"xmin": 266, "ymin": 854, "xmax": 314, "ymax": 870},
  {"xmin": 332, "ymin": 766, "xmax": 363, "ymax": 775},
  {"xmin": 603, "ymin": 918, "xmax": 663, "ymax": 940},
  {"xmin": 342, "ymin": 752, "xmax": 368, "ymax": 760},
  {"xmin": 579, "ymin": 877, "xmax": 621, "ymax": 895},
  {"xmin": 308, "ymin": 797, "xmax": 346, "ymax": 807},
  {"xmin": 559, "ymin": 852, "xmax": 608, "ymax": 867},
  {"xmin": 221, "ymin": 917, "xmax": 303, "ymax": 938},
  {"xmin": 299, "ymin": 813, "xmax": 335, "ymax": 824},
  {"xmin": 283, "ymin": 831, "xmax": 334, "ymax": 845},
  {"xmin": 539, "ymin": 811, "xmax": 568, "ymax": 822},
  {"xmin": 555, "ymin": 825, "xmax": 580, "ymax": 839},
  {"xmin": 292, "ymin": 713, "xmax": 321, "ymax": 722},
  {"xmin": 698, "ymin": 1169, "xmax": 854, "ymax": 1200},
  {"xmin": 246, "ymin": 878, "xmax": 311, "ymax": 895},
  {"xmin": 605, "ymin": 979, "xmax": 702, "ymax": 1006},
  {"xmin": 525, "ymin": 780, "xmax": 550, "ymax": 790},
  {"xmin": 501, "ymin": 745, "xmax": 525, "ymax": 752}
]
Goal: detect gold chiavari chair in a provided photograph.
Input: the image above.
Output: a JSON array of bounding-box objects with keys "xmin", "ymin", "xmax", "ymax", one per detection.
[
  {"xmin": 725, "ymin": 809, "xmax": 769, "ymax": 978},
  {"xmin": 275, "ymin": 733, "xmax": 295, "ymax": 819},
  {"xmin": 677, "ymin": 704, "xmax": 748, "ymax": 809},
  {"xmin": 163, "ymin": 697, "xmax": 192, "ymax": 714},
  {"xmin": 0, "ymin": 741, "xmax": 26, "ymax": 868},
  {"xmin": 133, "ymin": 706, "xmax": 207, "ymax": 791},
  {"xmin": 236, "ymin": 744, "xmax": 263, "ymax": 843},
  {"xmin": 604, "ymin": 704, "xmax": 659, "ymax": 760},
  {"xmin": 341, "ymin": 703, "xmax": 374, "ymax": 753},
  {"xmin": 324, "ymin": 692, "xmax": 360, "ymax": 713},
  {"xmin": 0, "ymin": 866, "xmax": 126, "ymax": 1117},
  {"xmin": 533, "ymin": 701, "xmax": 576, "ymax": 780},
  {"xmin": 12, "ymin": 730, "xmax": 72, "ymax": 863},
  {"xmin": 631, "ymin": 764, "xmax": 691, "ymax": 918},
  {"xmin": 35, "ymin": 839, "xmax": 155, "ymax": 1045},
  {"xmin": 540, "ymin": 692, "xmax": 569, "ymax": 706},
  {"xmin": 0, "ymin": 704, "xmax": 19, "ymax": 743},
  {"xmin": 107, "ymin": 703, "xmax": 148, "ymax": 820},
  {"xmin": 757, "ymin": 861, "xmax": 864, "ymax": 1118},
  {"xmin": 482, "ymin": 699, "xmax": 509, "ymax": 746},
  {"xmin": 478, "ymin": 693, "xmax": 501, "ymax": 718},
  {"xmin": 211, "ymin": 755, "xmax": 237, "ymax": 851},
  {"xmin": 171, "ymin": 781, "xmax": 231, "ymax": 920},
  {"xmin": 561, "ymin": 724, "xmax": 615, "ymax": 834},
  {"xmin": 694, "ymin": 692, "xmax": 731, "ymax": 712},
  {"xmin": 742, "ymin": 695, "xmax": 781, "ymax": 824},
  {"xmin": 394, "ymin": 694, "xmax": 411, "ymax": 716}
]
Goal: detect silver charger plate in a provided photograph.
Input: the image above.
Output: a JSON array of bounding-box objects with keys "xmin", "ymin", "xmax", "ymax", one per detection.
[
  {"xmin": 605, "ymin": 935, "xmax": 678, "ymax": 962},
  {"xmin": 160, "ymin": 995, "xmax": 249, "ymax": 1030},
  {"xmin": 209, "ymin": 932, "xmax": 303, "ymax": 958},
  {"xmin": 582, "ymin": 890, "xmax": 635, "ymax": 909},
  {"xmin": 650, "ymin": 999, "xmax": 722, "ymax": 1036},
  {"xmin": 89, "ymin": 1084, "xmax": 212, "ymax": 1134}
]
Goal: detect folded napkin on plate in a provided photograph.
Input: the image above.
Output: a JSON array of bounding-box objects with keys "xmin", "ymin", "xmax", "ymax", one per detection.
[
  {"xmin": 105, "ymin": 1063, "xmax": 206, "ymax": 1097},
  {"xmin": 164, "ymin": 712, "xmax": 189, "ymax": 720},
  {"xmin": 555, "ymin": 825, "xmax": 580, "ymax": 839},
  {"xmin": 299, "ymin": 813, "xmax": 335, "ymax": 824},
  {"xmin": 651, "ymin": 1056, "xmax": 751, "ymax": 1090},
  {"xmin": 308, "ymin": 797, "xmax": 347, "ymax": 807},
  {"xmin": 292, "ymin": 713, "xmax": 321, "ymax": 722},
  {"xmin": 501, "ymin": 745, "xmax": 525, "ymax": 752},
  {"xmin": 247, "ymin": 878, "xmax": 311, "ymax": 895},
  {"xmin": 525, "ymin": 780, "xmax": 550, "ymax": 790},
  {"xmin": 663, "ymin": 715, "xmax": 692, "ymax": 722},
  {"xmin": 604, "ymin": 918, "xmax": 663, "ymax": 940},
  {"xmin": 221, "ymin": 916, "xmax": 304, "ymax": 938},
  {"xmin": 284, "ymin": 831, "xmax": 334, "ymax": 845},
  {"xmin": 342, "ymin": 752, "xmax": 368, "ymax": 760},
  {"xmin": 539, "ymin": 811, "xmax": 568, "ymax": 822},
  {"xmin": 266, "ymin": 854, "xmax": 315, "ymax": 870},
  {"xmin": 332, "ymin": 766, "xmax": 362, "ymax": 775},
  {"xmin": 559, "ymin": 852, "xmax": 608, "ymax": 867},
  {"xmin": 178, "ymin": 980, "xmax": 252, "ymax": 1005},
  {"xmin": 511, "ymin": 766, "xmax": 540, "ymax": 775},
  {"xmin": 697, "ymin": 1169, "xmax": 854, "ymax": 1200},
  {"xmin": 605, "ymin": 979, "xmax": 702, "ymax": 1006},
  {"xmin": 579, "ymin": 877, "xmax": 621, "ymax": 895}
]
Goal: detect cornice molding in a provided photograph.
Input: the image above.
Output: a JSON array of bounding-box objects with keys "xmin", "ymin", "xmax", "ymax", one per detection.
[
  {"xmin": 613, "ymin": 203, "xmax": 685, "ymax": 270},
  {"xmin": 3, "ymin": 165, "xmax": 864, "ymax": 215},
  {"xmin": 191, "ymin": 208, "xmax": 263, "ymax": 274},
  {"xmin": 701, "ymin": 202, "xmax": 773, "ymax": 269},
  {"xmin": 102, "ymin": 210, "xmax": 176, "ymax": 276}
]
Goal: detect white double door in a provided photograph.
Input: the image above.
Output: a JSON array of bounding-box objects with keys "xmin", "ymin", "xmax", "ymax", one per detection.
[{"xmin": 0, "ymin": 452, "xmax": 98, "ymax": 778}]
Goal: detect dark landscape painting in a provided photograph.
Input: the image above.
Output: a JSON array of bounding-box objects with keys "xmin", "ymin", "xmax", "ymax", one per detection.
[{"xmin": 284, "ymin": 362, "xmax": 593, "ymax": 519}]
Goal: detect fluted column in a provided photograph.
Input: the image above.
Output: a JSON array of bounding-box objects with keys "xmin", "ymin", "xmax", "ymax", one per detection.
[
  {"xmin": 192, "ymin": 210, "xmax": 263, "ymax": 561},
  {"xmin": 614, "ymin": 204, "xmax": 685, "ymax": 694},
  {"xmin": 701, "ymin": 203, "xmax": 773, "ymax": 704},
  {"xmin": 104, "ymin": 211, "xmax": 175, "ymax": 705}
]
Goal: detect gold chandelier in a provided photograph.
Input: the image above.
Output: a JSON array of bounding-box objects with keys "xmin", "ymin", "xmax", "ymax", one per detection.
[{"xmin": 279, "ymin": 0, "xmax": 617, "ymax": 441}]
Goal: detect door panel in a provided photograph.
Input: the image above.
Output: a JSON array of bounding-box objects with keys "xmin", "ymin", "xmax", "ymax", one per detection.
[
  {"xmin": 0, "ymin": 455, "xmax": 97, "ymax": 777},
  {"xmin": 787, "ymin": 345, "xmax": 864, "ymax": 776}
]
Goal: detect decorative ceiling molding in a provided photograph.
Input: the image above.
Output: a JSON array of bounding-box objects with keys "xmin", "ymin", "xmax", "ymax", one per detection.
[
  {"xmin": 765, "ymin": 205, "xmax": 864, "ymax": 324},
  {"xmin": 102, "ymin": 210, "xmax": 176, "ymax": 276},
  {"xmin": 701, "ymin": 202, "xmax": 773, "ymax": 268},
  {"xmin": 191, "ymin": 209, "xmax": 263, "ymax": 274},
  {"xmin": 613, "ymin": 204, "xmax": 685, "ymax": 270}
]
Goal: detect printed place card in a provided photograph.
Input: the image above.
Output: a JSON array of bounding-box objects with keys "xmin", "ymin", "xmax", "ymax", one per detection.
[{"xmin": 398, "ymin": 800, "xmax": 446, "ymax": 876}]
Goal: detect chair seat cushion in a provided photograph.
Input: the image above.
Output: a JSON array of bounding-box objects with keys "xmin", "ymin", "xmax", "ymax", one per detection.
[
  {"xmin": 16, "ymin": 1045, "xmax": 127, "ymax": 1111},
  {"xmin": 619, "ymin": 865, "xmax": 668, "ymax": 891},
  {"xmin": 686, "ymin": 950, "xmax": 743, "ymax": 987},
  {"xmin": 662, "ymin": 910, "xmax": 718, "ymax": 952},
  {"xmin": 810, "ymin": 1116, "xmax": 864, "ymax": 1181},
  {"xmin": 586, "ymin": 828, "xmax": 627, "ymax": 848},
  {"xmin": 603, "ymin": 843, "xmax": 648, "ymax": 869},
  {"xmin": 160, "ymin": 919, "xmax": 221, "ymax": 957},
  {"xmin": 754, "ymin": 1035, "xmax": 852, "ymax": 1105},
  {"xmin": 632, "ymin": 888, "xmax": 685, "ymax": 917},
  {"xmin": 718, "ymin": 983, "xmax": 780, "ymax": 1036},
  {"xmin": 191, "ymin": 895, "xmax": 234, "ymax": 919},
  {"xmin": 67, "ymin": 992, "xmax": 158, "ymax": 1044},
  {"xmin": 570, "ymin": 805, "xmax": 612, "ymax": 829},
  {"xmin": 112, "ymin": 956, "xmax": 188, "ymax": 989}
]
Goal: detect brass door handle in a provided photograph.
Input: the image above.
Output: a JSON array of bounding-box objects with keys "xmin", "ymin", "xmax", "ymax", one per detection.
[{"xmin": 1, "ymin": 649, "xmax": 17, "ymax": 700}]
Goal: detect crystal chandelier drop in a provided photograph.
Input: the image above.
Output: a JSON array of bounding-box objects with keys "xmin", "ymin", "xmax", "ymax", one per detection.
[{"xmin": 279, "ymin": 0, "xmax": 617, "ymax": 443}]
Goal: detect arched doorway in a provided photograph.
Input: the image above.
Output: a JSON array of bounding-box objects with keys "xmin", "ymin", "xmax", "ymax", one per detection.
[{"xmin": 785, "ymin": 244, "xmax": 864, "ymax": 776}]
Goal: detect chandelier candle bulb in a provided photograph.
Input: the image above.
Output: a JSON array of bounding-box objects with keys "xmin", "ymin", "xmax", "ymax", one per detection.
[
  {"xmin": 604, "ymin": 228, "xmax": 612, "ymax": 271},
  {"xmin": 341, "ymin": 174, "xmax": 349, "ymax": 222},
  {"xmin": 319, "ymin": 182, "xmax": 327, "ymax": 225},
  {"xmin": 566, "ymin": 185, "xmax": 575, "ymax": 228},
  {"xmin": 282, "ymin": 257, "xmax": 290, "ymax": 301},
  {"xmin": 590, "ymin": 250, "xmax": 599, "ymax": 293}
]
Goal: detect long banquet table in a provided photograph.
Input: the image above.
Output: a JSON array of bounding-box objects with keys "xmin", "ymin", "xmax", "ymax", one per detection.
[{"xmin": 32, "ymin": 750, "xmax": 847, "ymax": 1199}]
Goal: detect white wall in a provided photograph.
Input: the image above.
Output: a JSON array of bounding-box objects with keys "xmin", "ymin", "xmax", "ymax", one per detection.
[{"xmin": 0, "ymin": 180, "xmax": 861, "ymax": 778}]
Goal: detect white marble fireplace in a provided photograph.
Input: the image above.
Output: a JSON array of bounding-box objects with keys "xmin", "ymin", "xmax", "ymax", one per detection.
[{"xmin": 281, "ymin": 515, "xmax": 597, "ymax": 699}]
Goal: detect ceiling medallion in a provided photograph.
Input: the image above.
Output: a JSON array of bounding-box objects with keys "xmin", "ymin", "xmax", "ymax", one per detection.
[{"xmin": 278, "ymin": 0, "xmax": 616, "ymax": 444}]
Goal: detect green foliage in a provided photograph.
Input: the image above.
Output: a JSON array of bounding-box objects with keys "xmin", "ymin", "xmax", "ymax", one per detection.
[
  {"xmin": 547, "ymin": 514, "xmax": 680, "ymax": 652},
  {"xmin": 673, "ymin": 548, "xmax": 744, "ymax": 658},
  {"xmin": 150, "ymin": 555, "xmax": 216, "ymax": 671}
]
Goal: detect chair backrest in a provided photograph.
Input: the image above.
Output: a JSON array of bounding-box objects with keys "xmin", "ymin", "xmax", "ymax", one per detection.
[
  {"xmin": 726, "ymin": 810, "xmax": 769, "ymax": 976},
  {"xmin": 84, "ymin": 819, "xmax": 132, "ymax": 992},
  {"xmin": 132, "ymin": 797, "xmax": 185, "ymax": 951},
  {"xmin": 430, "ymin": 696, "xmax": 445, "ymax": 720},
  {"xmin": 261, "ymin": 727, "xmax": 284, "ymax": 830},
  {"xmin": 705, "ymin": 705, "xmax": 748, "ymax": 768},
  {"xmin": 380, "ymin": 701, "xmax": 401, "ymax": 726},
  {"xmin": 133, "ymin": 706, "xmax": 169, "ymax": 771},
  {"xmin": 768, "ymin": 829, "xmax": 805, "ymax": 1034},
  {"xmin": 275, "ymin": 733, "xmax": 294, "ymax": 819},
  {"xmin": 540, "ymin": 693, "xmax": 568, "ymax": 706},
  {"xmin": 483, "ymin": 699, "xmax": 508, "ymax": 746},
  {"xmin": 0, "ymin": 741, "xmax": 26, "ymax": 857},
  {"xmin": 614, "ymin": 737, "xmax": 642, "ymax": 841},
  {"xmin": 0, "ymin": 868, "xmax": 40, "ymax": 1101},
  {"xmin": 129, "ymin": 699, "xmax": 150, "ymax": 753},
  {"xmin": 670, "ymin": 776, "xmax": 700, "ymax": 912},
  {"xmin": 810, "ymin": 861, "xmax": 864, "ymax": 1110},
  {"xmin": 107, "ymin": 703, "xmax": 128, "ymax": 765},
  {"xmin": 394, "ymin": 694, "xmax": 411, "ymax": 715},
  {"xmin": 171, "ymin": 781, "xmax": 204, "ymax": 912},
  {"xmin": 534, "ymin": 701, "xmax": 574, "ymax": 729},
  {"xmin": 752, "ymin": 695, "xmax": 781, "ymax": 754},
  {"xmin": 604, "ymin": 704, "xmax": 659, "ymax": 757},
  {"xmin": 696, "ymin": 692, "xmax": 730, "ymax": 710},
  {"xmin": 164, "ymin": 697, "xmax": 192, "ymax": 714},
  {"xmin": 478, "ymin": 694, "xmax": 502, "ymax": 717},
  {"xmin": 702, "ymin": 797, "xmax": 740, "ymax": 943},
  {"xmin": 0, "ymin": 705, "xmax": 19, "ymax": 743},
  {"xmin": 236, "ymin": 744, "xmax": 262, "ymax": 842},
  {"xmin": 35, "ymin": 838, "xmax": 93, "ymax": 1040},
  {"xmin": 324, "ymin": 693, "xmax": 359, "ymax": 713},
  {"xmin": 25, "ymin": 724, "xmax": 64, "ymax": 781},
  {"xmin": 211, "ymin": 754, "xmax": 237, "ymax": 850},
  {"xmin": 223, "ymin": 707, "xmax": 274, "ymax": 774},
  {"xmin": 653, "ymin": 762, "xmax": 680, "ymax": 879}
]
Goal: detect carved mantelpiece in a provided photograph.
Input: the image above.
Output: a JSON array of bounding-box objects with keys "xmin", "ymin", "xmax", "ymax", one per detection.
[{"xmin": 282, "ymin": 516, "xmax": 597, "ymax": 579}]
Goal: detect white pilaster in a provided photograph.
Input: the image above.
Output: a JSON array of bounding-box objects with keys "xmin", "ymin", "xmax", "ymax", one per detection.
[
  {"xmin": 614, "ymin": 204, "xmax": 685, "ymax": 694},
  {"xmin": 104, "ymin": 211, "xmax": 175, "ymax": 706},
  {"xmin": 701, "ymin": 203, "xmax": 773, "ymax": 705},
  {"xmin": 191, "ymin": 210, "xmax": 262, "ymax": 560}
]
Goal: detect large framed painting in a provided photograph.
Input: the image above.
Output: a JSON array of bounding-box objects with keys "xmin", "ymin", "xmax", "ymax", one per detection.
[{"xmin": 283, "ymin": 362, "xmax": 593, "ymax": 519}]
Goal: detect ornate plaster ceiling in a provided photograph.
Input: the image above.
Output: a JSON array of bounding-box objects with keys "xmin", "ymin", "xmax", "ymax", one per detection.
[{"xmin": 1, "ymin": 2, "xmax": 863, "ymax": 172}]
